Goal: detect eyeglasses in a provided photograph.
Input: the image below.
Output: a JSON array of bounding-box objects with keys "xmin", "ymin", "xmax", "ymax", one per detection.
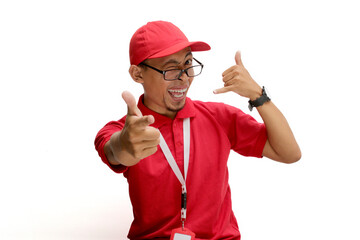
[{"xmin": 140, "ymin": 58, "xmax": 204, "ymax": 81}]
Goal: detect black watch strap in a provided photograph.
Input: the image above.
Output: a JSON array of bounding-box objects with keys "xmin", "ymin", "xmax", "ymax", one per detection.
[{"xmin": 248, "ymin": 86, "xmax": 271, "ymax": 111}]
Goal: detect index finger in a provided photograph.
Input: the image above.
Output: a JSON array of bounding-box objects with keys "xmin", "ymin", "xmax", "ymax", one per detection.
[{"xmin": 133, "ymin": 115, "xmax": 155, "ymax": 129}]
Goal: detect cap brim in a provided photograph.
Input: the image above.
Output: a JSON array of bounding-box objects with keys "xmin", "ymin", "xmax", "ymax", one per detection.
[{"xmin": 148, "ymin": 41, "xmax": 211, "ymax": 59}]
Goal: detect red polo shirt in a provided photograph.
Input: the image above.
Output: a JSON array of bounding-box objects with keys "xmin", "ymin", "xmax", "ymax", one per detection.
[{"xmin": 94, "ymin": 95, "xmax": 267, "ymax": 240}]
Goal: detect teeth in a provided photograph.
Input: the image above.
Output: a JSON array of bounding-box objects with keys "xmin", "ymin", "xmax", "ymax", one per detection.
[
  {"xmin": 168, "ymin": 88, "xmax": 187, "ymax": 98},
  {"xmin": 168, "ymin": 88, "xmax": 187, "ymax": 93}
]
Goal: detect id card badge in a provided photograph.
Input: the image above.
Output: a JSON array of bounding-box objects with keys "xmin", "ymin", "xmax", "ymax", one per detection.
[{"xmin": 170, "ymin": 227, "xmax": 195, "ymax": 240}]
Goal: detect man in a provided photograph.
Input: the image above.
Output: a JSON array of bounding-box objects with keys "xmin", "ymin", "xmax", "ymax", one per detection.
[{"xmin": 94, "ymin": 20, "xmax": 301, "ymax": 240}]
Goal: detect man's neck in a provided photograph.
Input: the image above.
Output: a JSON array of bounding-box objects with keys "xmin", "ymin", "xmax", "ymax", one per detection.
[{"xmin": 142, "ymin": 97, "xmax": 178, "ymax": 119}]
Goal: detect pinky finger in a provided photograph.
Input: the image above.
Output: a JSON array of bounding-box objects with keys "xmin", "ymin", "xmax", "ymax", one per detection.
[{"xmin": 213, "ymin": 86, "xmax": 232, "ymax": 94}]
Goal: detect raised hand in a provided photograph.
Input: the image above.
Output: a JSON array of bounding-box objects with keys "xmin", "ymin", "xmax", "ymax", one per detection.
[{"xmin": 213, "ymin": 51, "xmax": 262, "ymax": 100}]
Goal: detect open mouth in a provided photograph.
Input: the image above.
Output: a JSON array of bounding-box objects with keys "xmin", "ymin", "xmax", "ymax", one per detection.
[{"xmin": 168, "ymin": 87, "xmax": 188, "ymax": 100}]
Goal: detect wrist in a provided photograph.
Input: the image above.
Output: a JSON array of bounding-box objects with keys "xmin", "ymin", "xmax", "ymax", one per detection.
[
  {"xmin": 110, "ymin": 132, "xmax": 128, "ymax": 162},
  {"xmin": 249, "ymin": 86, "xmax": 263, "ymax": 101},
  {"xmin": 248, "ymin": 86, "xmax": 271, "ymax": 111}
]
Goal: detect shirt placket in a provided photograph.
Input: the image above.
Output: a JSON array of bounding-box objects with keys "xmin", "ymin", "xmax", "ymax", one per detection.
[{"xmin": 172, "ymin": 118, "xmax": 184, "ymax": 175}]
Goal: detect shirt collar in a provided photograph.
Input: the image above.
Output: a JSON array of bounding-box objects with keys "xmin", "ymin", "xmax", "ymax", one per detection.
[{"xmin": 137, "ymin": 94, "xmax": 196, "ymax": 128}]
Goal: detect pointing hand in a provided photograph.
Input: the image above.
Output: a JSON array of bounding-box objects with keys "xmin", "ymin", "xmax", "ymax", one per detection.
[{"xmin": 109, "ymin": 91, "xmax": 160, "ymax": 166}]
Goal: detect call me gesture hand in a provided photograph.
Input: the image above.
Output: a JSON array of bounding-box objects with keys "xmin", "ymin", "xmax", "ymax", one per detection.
[
  {"xmin": 213, "ymin": 51, "xmax": 301, "ymax": 163},
  {"xmin": 214, "ymin": 51, "xmax": 263, "ymax": 101},
  {"xmin": 105, "ymin": 91, "xmax": 160, "ymax": 167}
]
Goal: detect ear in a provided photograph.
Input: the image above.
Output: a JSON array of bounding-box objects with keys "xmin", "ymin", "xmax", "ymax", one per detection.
[{"xmin": 129, "ymin": 65, "xmax": 144, "ymax": 84}]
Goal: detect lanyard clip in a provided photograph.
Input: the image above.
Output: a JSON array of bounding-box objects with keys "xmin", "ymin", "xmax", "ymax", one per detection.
[
  {"xmin": 181, "ymin": 185, "xmax": 187, "ymax": 212},
  {"xmin": 181, "ymin": 192, "xmax": 187, "ymax": 210},
  {"xmin": 181, "ymin": 187, "xmax": 187, "ymax": 217},
  {"xmin": 181, "ymin": 208, "xmax": 187, "ymax": 220},
  {"xmin": 181, "ymin": 197, "xmax": 187, "ymax": 221},
  {"xmin": 181, "ymin": 184, "xmax": 187, "ymax": 227}
]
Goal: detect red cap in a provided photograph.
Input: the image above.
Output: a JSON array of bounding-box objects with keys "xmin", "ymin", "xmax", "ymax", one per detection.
[{"xmin": 129, "ymin": 21, "xmax": 211, "ymax": 65}]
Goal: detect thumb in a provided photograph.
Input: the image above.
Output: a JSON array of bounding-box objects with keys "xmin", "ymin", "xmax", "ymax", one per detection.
[
  {"xmin": 122, "ymin": 91, "xmax": 142, "ymax": 117},
  {"xmin": 235, "ymin": 50, "xmax": 243, "ymax": 67}
]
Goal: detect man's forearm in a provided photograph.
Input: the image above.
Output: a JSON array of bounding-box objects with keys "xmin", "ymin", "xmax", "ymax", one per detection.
[{"xmin": 257, "ymin": 101, "xmax": 301, "ymax": 163}]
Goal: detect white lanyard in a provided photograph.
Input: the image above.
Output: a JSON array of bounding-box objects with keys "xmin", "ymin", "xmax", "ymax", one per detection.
[{"xmin": 159, "ymin": 118, "xmax": 190, "ymax": 228}]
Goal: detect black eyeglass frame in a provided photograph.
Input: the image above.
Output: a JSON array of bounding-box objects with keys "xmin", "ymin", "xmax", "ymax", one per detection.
[{"xmin": 139, "ymin": 58, "xmax": 204, "ymax": 81}]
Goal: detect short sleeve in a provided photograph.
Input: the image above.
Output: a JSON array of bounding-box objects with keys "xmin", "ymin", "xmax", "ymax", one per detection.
[
  {"xmin": 94, "ymin": 117, "xmax": 129, "ymax": 173},
  {"xmin": 212, "ymin": 103, "xmax": 268, "ymax": 158}
]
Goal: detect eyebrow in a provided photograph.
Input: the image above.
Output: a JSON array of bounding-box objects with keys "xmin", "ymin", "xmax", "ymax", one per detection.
[{"xmin": 161, "ymin": 51, "xmax": 193, "ymax": 68}]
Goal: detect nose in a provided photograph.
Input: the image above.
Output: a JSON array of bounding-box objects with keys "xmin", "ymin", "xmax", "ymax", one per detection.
[{"xmin": 177, "ymin": 69, "xmax": 190, "ymax": 81}]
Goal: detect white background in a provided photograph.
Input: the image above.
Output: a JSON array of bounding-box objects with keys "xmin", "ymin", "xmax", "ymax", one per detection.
[{"xmin": 1, "ymin": 0, "xmax": 359, "ymax": 239}]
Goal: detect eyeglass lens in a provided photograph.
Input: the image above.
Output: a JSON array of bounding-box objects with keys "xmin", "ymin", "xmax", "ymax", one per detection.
[{"xmin": 164, "ymin": 66, "xmax": 201, "ymax": 80}]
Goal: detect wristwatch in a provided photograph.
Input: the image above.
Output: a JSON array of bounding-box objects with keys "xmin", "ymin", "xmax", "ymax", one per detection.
[{"xmin": 248, "ymin": 86, "xmax": 271, "ymax": 111}]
